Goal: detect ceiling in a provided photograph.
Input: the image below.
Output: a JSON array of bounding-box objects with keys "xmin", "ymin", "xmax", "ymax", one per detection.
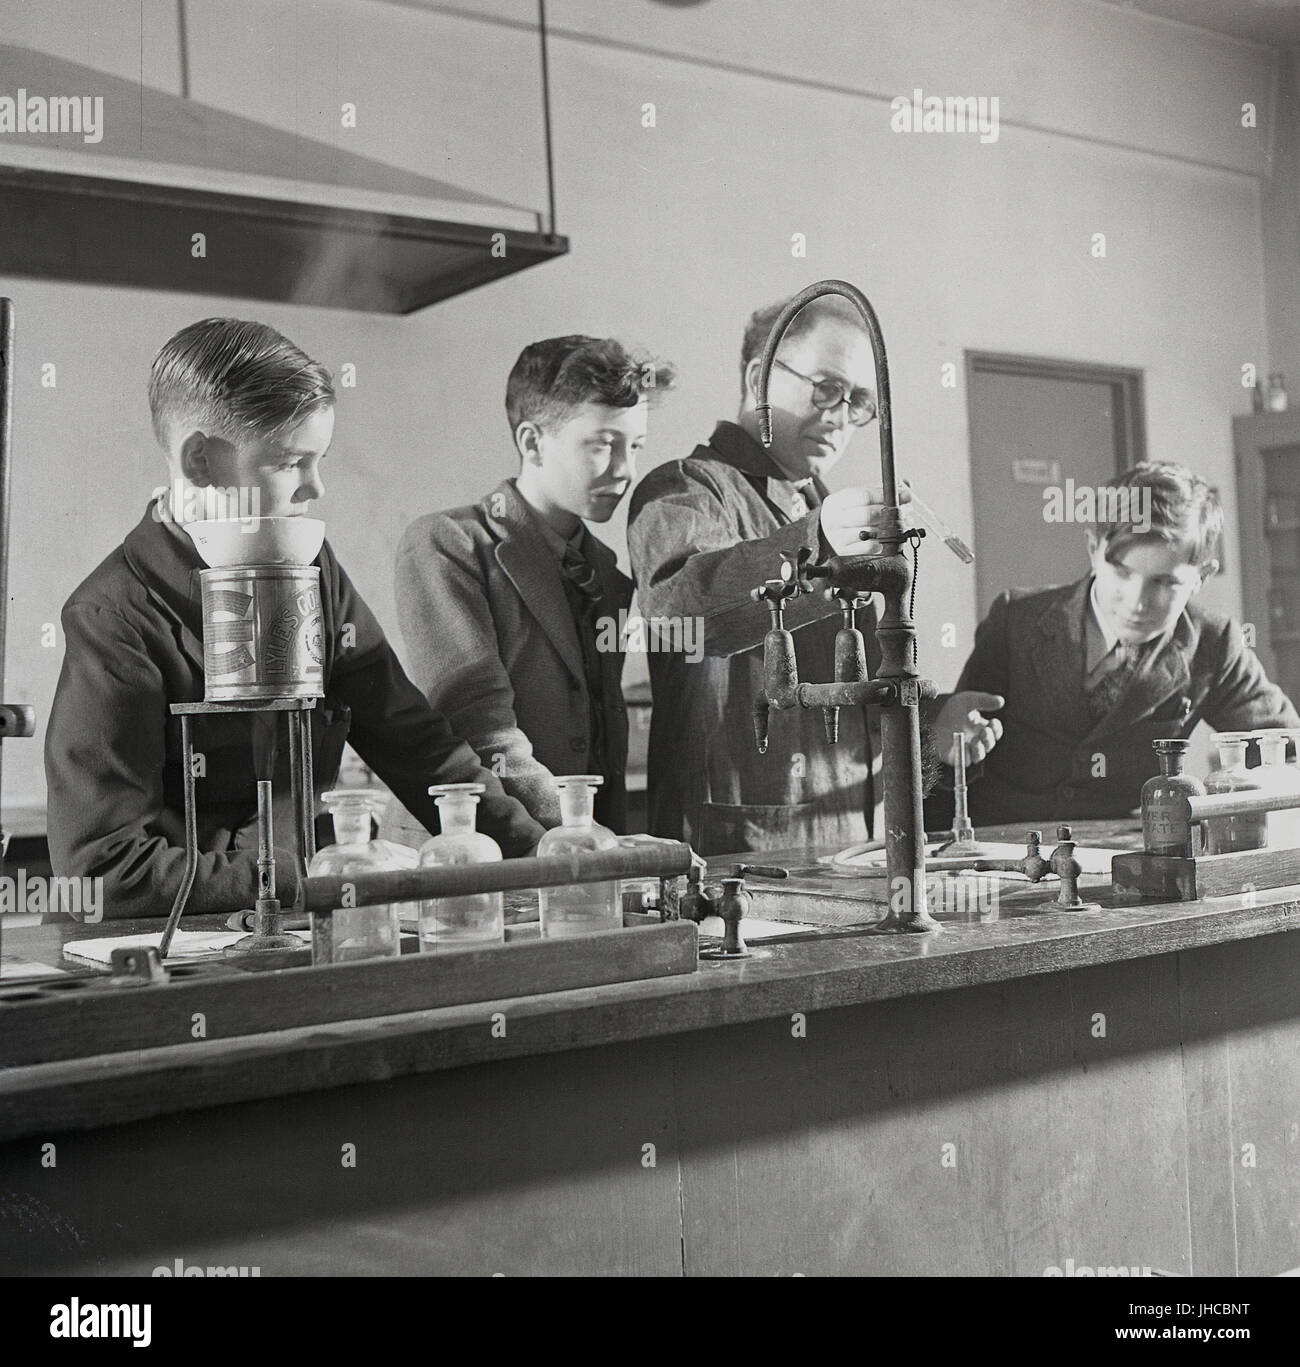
[{"xmin": 1097, "ymin": 0, "xmax": 1300, "ymax": 46}]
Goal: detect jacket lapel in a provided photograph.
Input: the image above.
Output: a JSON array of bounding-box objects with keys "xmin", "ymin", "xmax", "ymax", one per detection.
[
  {"xmin": 122, "ymin": 503, "xmax": 207, "ymax": 675},
  {"xmin": 707, "ymin": 422, "xmax": 823, "ymax": 528},
  {"xmin": 764, "ymin": 477, "xmax": 807, "ymax": 525},
  {"xmin": 1028, "ymin": 578, "xmax": 1090, "ymax": 728},
  {"xmin": 486, "ymin": 480, "xmax": 585, "ymax": 682}
]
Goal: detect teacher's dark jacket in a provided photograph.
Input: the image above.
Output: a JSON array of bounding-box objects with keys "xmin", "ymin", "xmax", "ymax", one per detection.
[
  {"xmin": 627, "ymin": 421, "xmax": 882, "ymax": 854},
  {"xmin": 931, "ymin": 576, "xmax": 1300, "ymax": 828},
  {"xmin": 44, "ymin": 505, "xmax": 545, "ymax": 920}
]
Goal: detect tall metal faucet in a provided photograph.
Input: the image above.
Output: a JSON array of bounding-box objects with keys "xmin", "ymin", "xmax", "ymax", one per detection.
[{"xmin": 753, "ymin": 279, "xmax": 937, "ymax": 932}]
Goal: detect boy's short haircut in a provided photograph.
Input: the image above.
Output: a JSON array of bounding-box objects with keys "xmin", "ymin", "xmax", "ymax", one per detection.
[
  {"xmin": 505, "ymin": 335, "xmax": 675, "ymax": 437},
  {"xmin": 739, "ymin": 294, "xmax": 872, "ymax": 399},
  {"xmin": 1098, "ymin": 461, "xmax": 1224, "ymax": 569},
  {"xmin": 149, "ymin": 318, "xmax": 336, "ymax": 448}
]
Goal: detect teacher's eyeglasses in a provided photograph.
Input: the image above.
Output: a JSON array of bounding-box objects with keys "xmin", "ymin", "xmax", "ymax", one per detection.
[{"xmin": 773, "ymin": 360, "xmax": 877, "ymax": 426}]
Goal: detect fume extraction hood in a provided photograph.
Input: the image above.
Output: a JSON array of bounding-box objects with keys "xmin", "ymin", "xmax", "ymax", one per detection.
[{"xmin": 0, "ymin": 41, "xmax": 568, "ymax": 313}]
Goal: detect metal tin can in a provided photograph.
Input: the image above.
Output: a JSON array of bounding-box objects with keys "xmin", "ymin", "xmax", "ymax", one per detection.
[{"xmin": 200, "ymin": 566, "xmax": 325, "ymax": 701}]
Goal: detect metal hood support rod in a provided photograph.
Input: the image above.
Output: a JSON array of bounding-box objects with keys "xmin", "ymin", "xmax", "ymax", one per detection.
[{"xmin": 0, "ymin": 301, "xmax": 39, "ymax": 965}]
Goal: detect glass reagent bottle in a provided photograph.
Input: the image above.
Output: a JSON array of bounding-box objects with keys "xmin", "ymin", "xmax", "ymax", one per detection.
[
  {"xmin": 1203, "ymin": 735, "xmax": 1267, "ymax": 854},
  {"xmin": 309, "ymin": 790, "xmax": 403, "ymax": 961},
  {"xmin": 417, "ymin": 783, "xmax": 504, "ymax": 952},
  {"xmin": 538, "ymin": 775, "xmax": 620, "ymax": 938}
]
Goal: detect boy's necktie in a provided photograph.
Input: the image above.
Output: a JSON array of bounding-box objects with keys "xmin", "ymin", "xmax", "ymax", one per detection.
[
  {"xmin": 1087, "ymin": 641, "xmax": 1136, "ymax": 722},
  {"xmin": 558, "ymin": 540, "xmax": 609, "ymax": 780},
  {"xmin": 561, "ymin": 542, "xmax": 602, "ymax": 614}
]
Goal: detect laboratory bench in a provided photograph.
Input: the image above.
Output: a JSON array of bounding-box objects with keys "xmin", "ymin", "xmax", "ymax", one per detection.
[{"xmin": 1, "ymin": 819, "xmax": 1298, "ymax": 1277}]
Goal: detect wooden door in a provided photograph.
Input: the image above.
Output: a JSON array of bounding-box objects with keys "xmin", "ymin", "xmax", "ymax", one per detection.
[{"xmin": 966, "ymin": 354, "xmax": 1146, "ymax": 617}]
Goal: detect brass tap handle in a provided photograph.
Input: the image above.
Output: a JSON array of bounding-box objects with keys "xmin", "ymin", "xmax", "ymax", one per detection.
[
  {"xmin": 679, "ymin": 863, "xmax": 720, "ymax": 923},
  {"xmin": 732, "ymin": 863, "xmax": 790, "ymax": 880},
  {"xmin": 752, "ymin": 562, "xmax": 801, "ymax": 629},
  {"xmin": 1021, "ymin": 830, "xmax": 1050, "ymax": 883},
  {"xmin": 751, "ymin": 552, "xmax": 809, "ymax": 606},
  {"xmin": 1044, "ymin": 824, "xmax": 1099, "ymax": 911},
  {"xmin": 825, "ymin": 587, "xmax": 871, "ymax": 630},
  {"xmin": 707, "ymin": 876, "xmax": 752, "ymax": 958}
]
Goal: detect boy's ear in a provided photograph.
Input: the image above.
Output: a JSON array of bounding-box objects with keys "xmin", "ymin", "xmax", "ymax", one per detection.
[
  {"xmin": 742, "ymin": 357, "xmax": 762, "ymax": 408},
  {"xmin": 1197, "ymin": 558, "xmax": 1220, "ymax": 583},
  {"xmin": 514, "ymin": 421, "xmax": 543, "ymax": 465},
  {"xmin": 1083, "ymin": 528, "xmax": 1101, "ymax": 561},
  {"xmin": 177, "ymin": 430, "xmax": 213, "ymax": 487}
]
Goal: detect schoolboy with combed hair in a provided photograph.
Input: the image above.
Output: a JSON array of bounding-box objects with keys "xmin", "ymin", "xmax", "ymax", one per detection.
[
  {"xmin": 1093, "ymin": 461, "xmax": 1224, "ymax": 570},
  {"xmin": 148, "ymin": 317, "xmax": 337, "ymax": 447},
  {"xmin": 927, "ymin": 459, "xmax": 1298, "ymax": 829},
  {"xmin": 505, "ymin": 334, "xmax": 672, "ymax": 437},
  {"xmin": 388, "ymin": 334, "xmax": 674, "ymax": 835},
  {"xmin": 45, "ymin": 318, "xmax": 545, "ymax": 920}
]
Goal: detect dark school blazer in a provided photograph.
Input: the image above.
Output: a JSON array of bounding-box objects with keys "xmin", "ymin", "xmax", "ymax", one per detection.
[
  {"xmin": 390, "ymin": 478, "xmax": 632, "ymax": 832},
  {"xmin": 44, "ymin": 505, "xmax": 544, "ymax": 920},
  {"xmin": 928, "ymin": 576, "xmax": 1300, "ymax": 829}
]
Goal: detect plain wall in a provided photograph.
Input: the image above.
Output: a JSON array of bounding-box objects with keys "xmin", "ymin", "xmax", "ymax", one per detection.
[{"xmin": 0, "ymin": 0, "xmax": 1286, "ymax": 807}]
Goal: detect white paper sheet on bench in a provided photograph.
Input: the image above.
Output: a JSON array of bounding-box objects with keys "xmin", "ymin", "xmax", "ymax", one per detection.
[{"xmin": 62, "ymin": 929, "xmax": 262, "ymax": 965}]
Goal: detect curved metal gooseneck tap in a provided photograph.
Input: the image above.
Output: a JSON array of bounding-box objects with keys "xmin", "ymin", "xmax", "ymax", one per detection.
[
  {"xmin": 756, "ymin": 278, "xmax": 899, "ymax": 506},
  {"xmin": 752, "ymin": 279, "xmax": 937, "ymax": 932}
]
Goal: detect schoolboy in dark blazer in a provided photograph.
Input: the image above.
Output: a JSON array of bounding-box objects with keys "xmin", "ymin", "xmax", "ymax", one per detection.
[
  {"xmin": 389, "ymin": 336, "xmax": 673, "ymax": 834},
  {"xmin": 928, "ymin": 462, "xmax": 1299, "ymax": 828},
  {"xmin": 44, "ymin": 319, "xmax": 544, "ymax": 920}
]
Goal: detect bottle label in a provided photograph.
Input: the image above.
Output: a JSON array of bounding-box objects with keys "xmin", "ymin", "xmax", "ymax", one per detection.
[{"xmin": 1144, "ymin": 798, "xmax": 1190, "ymax": 854}]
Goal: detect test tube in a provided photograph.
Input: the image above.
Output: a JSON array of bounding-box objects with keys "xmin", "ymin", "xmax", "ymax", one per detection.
[{"xmin": 900, "ymin": 479, "xmax": 975, "ymax": 564}]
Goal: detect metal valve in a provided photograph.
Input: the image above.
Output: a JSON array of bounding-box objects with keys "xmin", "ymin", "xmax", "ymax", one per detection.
[
  {"xmin": 823, "ymin": 588, "xmax": 871, "ymax": 743},
  {"xmin": 750, "ymin": 551, "xmax": 812, "ymax": 628},
  {"xmin": 1040, "ymin": 824, "xmax": 1101, "ymax": 913},
  {"xmin": 681, "ymin": 862, "xmax": 790, "ymax": 959}
]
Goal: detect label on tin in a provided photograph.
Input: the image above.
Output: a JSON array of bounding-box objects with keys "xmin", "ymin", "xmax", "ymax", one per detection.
[
  {"xmin": 261, "ymin": 585, "xmax": 324, "ymax": 679},
  {"xmin": 202, "ymin": 569, "xmax": 324, "ymax": 698}
]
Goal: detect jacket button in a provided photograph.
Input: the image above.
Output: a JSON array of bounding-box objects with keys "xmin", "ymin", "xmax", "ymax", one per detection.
[{"xmin": 570, "ymin": 737, "xmax": 585, "ymax": 752}]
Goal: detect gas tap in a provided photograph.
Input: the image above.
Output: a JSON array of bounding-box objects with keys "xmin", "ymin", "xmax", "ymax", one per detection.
[
  {"xmin": 1041, "ymin": 824, "xmax": 1101, "ymax": 913},
  {"xmin": 750, "ymin": 553, "xmax": 806, "ymax": 755},
  {"xmin": 680, "ymin": 862, "xmax": 789, "ymax": 959},
  {"xmin": 823, "ymin": 587, "xmax": 872, "ymax": 744}
]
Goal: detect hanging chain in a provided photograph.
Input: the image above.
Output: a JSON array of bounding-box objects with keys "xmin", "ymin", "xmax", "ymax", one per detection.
[{"xmin": 903, "ymin": 528, "xmax": 926, "ymax": 666}]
